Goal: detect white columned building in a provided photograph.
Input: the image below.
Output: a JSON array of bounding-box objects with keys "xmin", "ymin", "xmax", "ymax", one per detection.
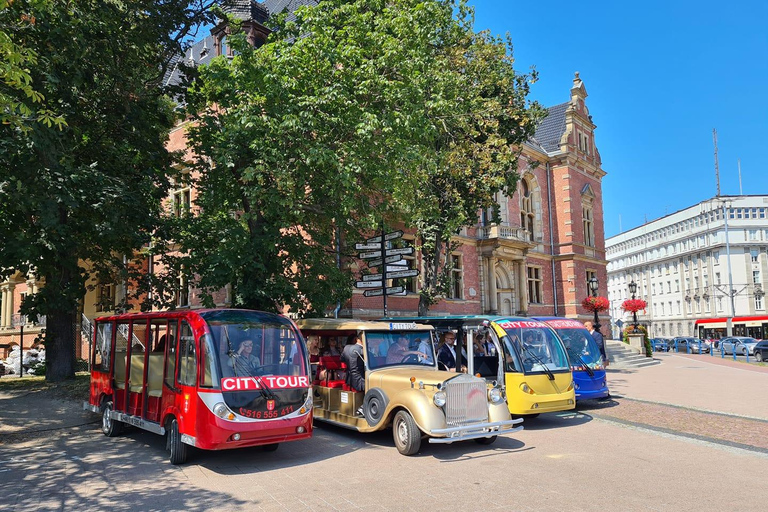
[{"xmin": 606, "ymin": 195, "xmax": 768, "ymax": 339}]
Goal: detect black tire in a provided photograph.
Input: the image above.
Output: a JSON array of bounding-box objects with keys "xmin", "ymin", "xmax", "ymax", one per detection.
[
  {"xmin": 392, "ymin": 410, "xmax": 421, "ymax": 456},
  {"xmin": 101, "ymin": 400, "xmax": 122, "ymax": 437},
  {"xmin": 474, "ymin": 435, "xmax": 497, "ymax": 445},
  {"xmin": 260, "ymin": 443, "xmax": 279, "ymax": 452},
  {"xmin": 755, "ymin": 351, "xmax": 763, "ymax": 363},
  {"xmin": 167, "ymin": 418, "xmax": 189, "ymax": 465},
  {"xmin": 363, "ymin": 388, "xmax": 389, "ymax": 427},
  {"xmin": 741, "ymin": 347, "xmax": 748, "ymax": 356}
]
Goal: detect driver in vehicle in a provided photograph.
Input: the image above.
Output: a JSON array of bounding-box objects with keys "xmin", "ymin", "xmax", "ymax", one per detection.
[
  {"xmin": 386, "ymin": 335, "xmax": 429, "ymax": 364},
  {"xmin": 228, "ymin": 339, "xmax": 260, "ymax": 375}
]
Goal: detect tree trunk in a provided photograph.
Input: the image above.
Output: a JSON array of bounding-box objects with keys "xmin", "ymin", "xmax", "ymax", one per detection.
[{"xmin": 45, "ymin": 307, "xmax": 77, "ymax": 382}]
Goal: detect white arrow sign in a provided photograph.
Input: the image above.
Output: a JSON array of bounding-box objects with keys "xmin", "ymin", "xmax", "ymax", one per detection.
[
  {"xmin": 355, "ymin": 242, "xmax": 380, "ymax": 250},
  {"xmin": 367, "ymin": 255, "xmax": 403, "ymax": 267},
  {"xmin": 362, "ymin": 273, "xmax": 384, "ymax": 282},
  {"xmin": 355, "ymin": 280, "xmax": 382, "ymax": 288},
  {"xmin": 385, "ymin": 247, "xmax": 414, "ymax": 257},
  {"xmin": 363, "ymin": 286, "xmax": 404, "ymax": 297},
  {"xmin": 386, "ymin": 265, "xmax": 408, "ymax": 272},
  {"xmin": 387, "ymin": 269, "xmax": 419, "ymax": 279},
  {"xmin": 358, "ymin": 250, "xmax": 382, "ymax": 259},
  {"xmin": 366, "ymin": 230, "xmax": 404, "ymax": 244}
]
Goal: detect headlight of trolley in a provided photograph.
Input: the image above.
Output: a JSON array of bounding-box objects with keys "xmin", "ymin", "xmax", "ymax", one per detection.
[
  {"xmin": 433, "ymin": 390, "xmax": 447, "ymax": 407},
  {"xmin": 213, "ymin": 402, "xmax": 236, "ymax": 421},
  {"xmin": 488, "ymin": 387, "xmax": 503, "ymax": 404}
]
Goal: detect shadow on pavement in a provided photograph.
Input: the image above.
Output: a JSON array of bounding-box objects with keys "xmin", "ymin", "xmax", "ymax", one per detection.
[
  {"xmin": 0, "ymin": 429, "xmax": 251, "ymax": 511},
  {"xmin": 516, "ymin": 408, "xmax": 596, "ymax": 431},
  {"xmin": 310, "ymin": 421, "xmax": 529, "ymax": 461}
]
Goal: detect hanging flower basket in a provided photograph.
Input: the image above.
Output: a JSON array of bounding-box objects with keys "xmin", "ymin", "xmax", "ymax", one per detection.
[
  {"xmin": 621, "ymin": 298, "xmax": 647, "ymax": 313},
  {"xmin": 581, "ymin": 296, "xmax": 609, "ymax": 312}
]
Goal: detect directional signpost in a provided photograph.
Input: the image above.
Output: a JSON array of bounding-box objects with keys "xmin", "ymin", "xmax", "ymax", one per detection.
[{"xmin": 354, "ymin": 227, "xmax": 420, "ymax": 316}]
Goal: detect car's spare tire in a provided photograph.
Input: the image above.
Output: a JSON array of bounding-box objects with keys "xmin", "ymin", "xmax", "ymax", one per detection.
[{"xmin": 363, "ymin": 388, "xmax": 389, "ymax": 427}]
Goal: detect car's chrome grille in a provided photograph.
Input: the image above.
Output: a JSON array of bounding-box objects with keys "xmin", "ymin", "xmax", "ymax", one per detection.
[{"xmin": 444, "ymin": 374, "xmax": 488, "ymax": 427}]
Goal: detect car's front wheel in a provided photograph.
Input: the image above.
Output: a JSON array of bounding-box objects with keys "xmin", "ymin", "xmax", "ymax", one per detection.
[
  {"xmin": 741, "ymin": 347, "xmax": 748, "ymax": 356},
  {"xmin": 392, "ymin": 410, "xmax": 421, "ymax": 456},
  {"xmin": 754, "ymin": 351, "xmax": 763, "ymax": 362}
]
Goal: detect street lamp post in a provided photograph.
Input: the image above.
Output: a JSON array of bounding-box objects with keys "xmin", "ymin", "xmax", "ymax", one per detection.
[
  {"xmin": 588, "ymin": 276, "xmax": 600, "ymax": 331},
  {"xmin": 629, "ymin": 280, "xmax": 639, "ymax": 333}
]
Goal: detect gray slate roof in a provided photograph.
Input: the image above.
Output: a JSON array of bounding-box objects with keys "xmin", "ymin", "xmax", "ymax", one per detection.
[
  {"xmin": 531, "ymin": 101, "xmax": 568, "ymax": 154},
  {"xmin": 223, "ymin": 0, "xmax": 270, "ymax": 23}
]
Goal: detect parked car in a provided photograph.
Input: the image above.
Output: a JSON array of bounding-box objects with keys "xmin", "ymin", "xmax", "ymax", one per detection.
[
  {"xmin": 719, "ymin": 336, "xmax": 759, "ymax": 356},
  {"xmin": 689, "ymin": 338, "xmax": 709, "ymax": 354},
  {"xmin": 671, "ymin": 337, "xmax": 709, "ymax": 353},
  {"xmin": 753, "ymin": 340, "xmax": 768, "ymax": 362},
  {"xmin": 651, "ymin": 338, "xmax": 670, "ymax": 352}
]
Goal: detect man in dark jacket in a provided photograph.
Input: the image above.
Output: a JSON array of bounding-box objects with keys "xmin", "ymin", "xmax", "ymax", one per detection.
[
  {"xmin": 341, "ymin": 331, "xmax": 365, "ymax": 391},
  {"xmin": 584, "ymin": 321, "xmax": 609, "ymax": 367},
  {"xmin": 437, "ymin": 331, "xmax": 467, "ymax": 372}
]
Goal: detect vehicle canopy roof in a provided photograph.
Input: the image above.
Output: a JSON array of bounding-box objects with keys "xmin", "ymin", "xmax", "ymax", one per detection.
[
  {"xmin": 382, "ymin": 315, "xmax": 529, "ymax": 329},
  {"xmin": 295, "ymin": 318, "xmax": 434, "ymax": 334}
]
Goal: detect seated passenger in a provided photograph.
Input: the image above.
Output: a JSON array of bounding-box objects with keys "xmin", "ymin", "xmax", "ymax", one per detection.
[
  {"xmin": 415, "ymin": 337, "xmax": 433, "ymax": 363},
  {"xmin": 228, "ymin": 339, "xmax": 260, "ymax": 375},
  {"xmin": 322, "ymin": 337, "xmax": 341, "ymax": 357}
]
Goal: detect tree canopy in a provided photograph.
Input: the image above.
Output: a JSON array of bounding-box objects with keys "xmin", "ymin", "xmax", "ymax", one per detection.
[
  {"xmin": 0, "ymin": 0, "xmax": 215, "ymax": 381},
  {"xmin": 175, "ymin": 0, "xmax": 543, "ymax": 315}
]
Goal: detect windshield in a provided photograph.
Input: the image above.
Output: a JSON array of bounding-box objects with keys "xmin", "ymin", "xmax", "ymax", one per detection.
[
  {"xmin": 202, "ymin": 310, "xmax": 309, "ymax": 419},
  {"xmin": 365, "ymin": 331, "xmax": 436, "ymax": 370},
  {"xmin": 554, "ymin": 328, "xmax": 603, "ymax": 369},
  {"xmin": 202, "ymin": 310, "xmax": 308, "ymax": 383},
  {"xmin": 496, "ymin": 320, "xmax": 570, "ymax": 374}
]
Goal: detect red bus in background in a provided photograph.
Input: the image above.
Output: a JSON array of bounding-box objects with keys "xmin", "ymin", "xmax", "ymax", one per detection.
[
  {"xmin": 84, "ymin": 309, "xmax": 312, "ymax": 464},
  {"xmin": 694, "ymin": 315, "xmax": 768, "ymax": 341}
]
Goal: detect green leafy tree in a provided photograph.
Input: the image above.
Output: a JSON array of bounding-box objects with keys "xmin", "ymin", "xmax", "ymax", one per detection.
[
  {"xmin": 168, "ymin": 0, "xmax": 542, "ymax": 316},
  {"xmin": 385, "ymin": 2, "xmax": 545, "ymax": 314},
  {"xmin": 0, "ymin": 0, "xmax": 64, "ymax": 131},
  {"xmin": 0, "ymin": 1, "xmax": 215, "ymax": 382}
]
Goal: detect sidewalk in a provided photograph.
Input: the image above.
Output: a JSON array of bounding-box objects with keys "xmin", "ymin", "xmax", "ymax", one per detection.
[
  {"xmin": 0, "ymin": 388, "xmax": 98, "ymax": 442},
  {"xmin": 605, "ymin": 351, "xmax": 768, "ymax": 420}
]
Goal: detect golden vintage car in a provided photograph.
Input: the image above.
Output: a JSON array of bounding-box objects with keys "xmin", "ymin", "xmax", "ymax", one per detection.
[{"xmin": 296, "ymin": 318, "xmax": 523, "ymax": 455}]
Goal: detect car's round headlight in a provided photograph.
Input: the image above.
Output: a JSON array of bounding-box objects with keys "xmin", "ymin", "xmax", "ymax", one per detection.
[
  {"xmin": 488, "ymin": 387, "xmax": 503, "ymax": 403},
  {"xmin": 213, "ymin": 402, "xmax": 235, "ymax": 420},
  {"xmin": 433, "ymin": 391, "xmax": 446, "ymax": 407}
]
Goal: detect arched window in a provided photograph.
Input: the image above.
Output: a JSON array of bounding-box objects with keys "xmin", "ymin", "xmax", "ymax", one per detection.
[{"xmin": 520, "ymin": 178, "xmax": 534, "ymax": 241}]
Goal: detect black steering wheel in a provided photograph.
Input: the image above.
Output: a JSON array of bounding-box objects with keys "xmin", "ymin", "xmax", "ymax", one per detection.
[
  {"xmin": 401, "ymin": 354, "xmax": 420, "ymax": 364},
  {"xmin": 253, "ymin": 363, "xmax": 282, "ymax": 376}
]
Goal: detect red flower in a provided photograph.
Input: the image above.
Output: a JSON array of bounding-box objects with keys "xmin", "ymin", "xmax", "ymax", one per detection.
[
  {"xmin": 621, "ymin": 299, "xmax": 648, "ymax": 313},
  {"xmin": 581, "ymin": 296, "xmax": 609, "ymax": 312}
]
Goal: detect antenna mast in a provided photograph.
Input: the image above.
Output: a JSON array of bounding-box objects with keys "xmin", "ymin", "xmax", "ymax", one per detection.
[
  {"xmin": 713, "ymin": 129, "xmax": 720, "ymax": 196},
  {"xmin": 738, "ymin": 159, "xmax": 742, "ymax": 195}
]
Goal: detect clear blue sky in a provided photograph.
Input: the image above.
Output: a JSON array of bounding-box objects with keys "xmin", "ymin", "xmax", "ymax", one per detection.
[{"xmin": 468, "ymin": 0, "xmax": 768, "ymax": 238}]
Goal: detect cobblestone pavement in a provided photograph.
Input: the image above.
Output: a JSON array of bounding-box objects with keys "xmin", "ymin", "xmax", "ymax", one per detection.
[{"xmin": 581, "ymin": 397, "xmax": 768, "ymax": 454}]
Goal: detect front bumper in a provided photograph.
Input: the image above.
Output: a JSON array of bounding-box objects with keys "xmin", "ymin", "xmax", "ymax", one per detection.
[{"xmin": 427, "ymin": 418, "xmax": 523, "ymax": 444}]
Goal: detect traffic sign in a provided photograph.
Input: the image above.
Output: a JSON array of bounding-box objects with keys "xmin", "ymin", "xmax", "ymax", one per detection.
[
  {"xmin": 386, "ymin": 269, "xmax": 418, "ymax": 279},
  {"xmin": 355, "ymin": 242, "xmax": 380, "ymax": 250},
  {"xmin": 362, "ymin": 273, "xmax": 383, "ymax": 282},
  {"xmin": 363, "ymin": 286, "xmax": 404, "ymax": 297},
  {"xmin": 385, "ymin": 246, "xmax": 413, "ymax": 257},
  {"xmin": 358, "ymin": 250, "xmax": 382, "ymax": 259},
  {"xmin": 386, "ymin": 264, "xmax": 408, "ymax": 272},
  {"xmin": 366, "ymin": 230, "xmax": 403, "ymax": 244},
  {"xmin": 355, "ymin": 280, "xmax": 382, "ymax": 288},
  {"xmin": 367, "ymin": 254, "xmax": 403, "ymax": 267}
]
